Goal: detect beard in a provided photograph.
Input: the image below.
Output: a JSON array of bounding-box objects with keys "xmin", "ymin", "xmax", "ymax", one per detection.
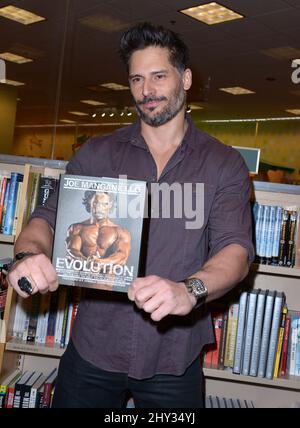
[{"xmin": 134, "ymin": 81, "xmax": 186, "ymax": 127}]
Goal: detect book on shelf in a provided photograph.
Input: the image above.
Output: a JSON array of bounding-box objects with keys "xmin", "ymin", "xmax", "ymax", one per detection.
[
  {"xmin": 233, "ymin": 292, "xmax": 248, "ymax": 374},
  {"xmin": 2, "ymin": 172, "xmax": 23, "ymax": 236},
  {"xmin": 257, "ymin": 291, "xmax": 276, "ymax": 378},
  {"xmin": 4, "ymin": 371, "xmax": 23, "ymax": 409},
  {"xmin": 249, "ymin": 290, "xmax": 267, "ymax": 377},
  {"xmin": 21, "ymin": 371, "xmax": 43, "ymax": 408},
  {"xmin": 52, "ymin": 174, "xmax": 147, "ymax": 293},
  {"xmin": 241, "ymin": 289, "xmax": 259, "ymax": 376},
  {"xmin": 273, "ymin": 304, "xmax": 288, "ymax": 378},
  {"xmin": 12, "ymin": 370, "xmax": 34, "ymax": 408},
  {"xmin": 224, "ymin": 302, "xmax": 239, "ymax": 368},
  {"xmin": 289, "ymin": 311, "xmax": 300, "ymax": 376},
  {"xmin": 40, "ymin": 367, "xmax": 57, "ymax": 408},
  {"xmin": 265, "ymin": 292, "xmax": 285, "ymax": 379},
  {"xmin": 279, "ymin": 313, "xmax": 291, "ymax": 377}
]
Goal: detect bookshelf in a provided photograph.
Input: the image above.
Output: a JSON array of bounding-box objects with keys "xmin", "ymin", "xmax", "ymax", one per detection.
[{"xmin": 1, "ymin": 155, "xmax": 300, "ymax": 407}]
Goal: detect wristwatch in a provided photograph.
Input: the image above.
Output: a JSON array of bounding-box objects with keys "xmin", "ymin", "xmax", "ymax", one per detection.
[{"xmin": 184, "ymin": 277, "xmax": 208, "ymax": 306}]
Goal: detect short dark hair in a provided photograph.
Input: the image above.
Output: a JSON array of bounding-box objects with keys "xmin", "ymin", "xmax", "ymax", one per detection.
[
  {"xmin": 119, "ymin": 22, "xmax": 189, "ymax": 73},
  {"xmin": 82, "ymin": 191, "xmax": 115, "ymax": 213}
]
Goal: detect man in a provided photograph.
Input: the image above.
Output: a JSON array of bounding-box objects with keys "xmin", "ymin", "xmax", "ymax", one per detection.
[
  {"xmin": 65, "ymin": 191, "xmax": 131, "ymax": 267},
  {"xmin": 8, "ymin": 22, "xmax": 254, "ymax": 408}
]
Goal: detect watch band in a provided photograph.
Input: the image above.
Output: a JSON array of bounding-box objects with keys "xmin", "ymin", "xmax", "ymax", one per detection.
[{"xmin": 14, "ymin": 252, "xmax": 37, "ymax": 263}]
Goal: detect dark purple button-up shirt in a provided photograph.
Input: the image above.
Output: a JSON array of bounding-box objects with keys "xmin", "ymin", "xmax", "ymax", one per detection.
[{"xmin": 32, "ymin": 117, "xmax": 254, "ymax": 379}]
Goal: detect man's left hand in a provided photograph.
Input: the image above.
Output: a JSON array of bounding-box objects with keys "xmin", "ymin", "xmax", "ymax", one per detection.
[{"xmin": 128, "ymin": 275, "xmax": 196, "ymax": 322}]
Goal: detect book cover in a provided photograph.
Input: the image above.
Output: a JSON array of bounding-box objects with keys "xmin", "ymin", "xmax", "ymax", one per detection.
[
  {"xmin": 280, "ymin": 314, "xmax": 291, "ymax": 377},
  {"xmin": 52, "ymin": 174, "xmax": 147, "ymax": 293},
  {"xmin": 273, "ymin": 304, "xmax": 288, "ymax": 378},
  {"xmin": 224, "ymin": 302, "xmax": 239, "ymax": 368},
  {"xmin": 3, "ymin": 172, "xmax": 23, "ymax": 235}
]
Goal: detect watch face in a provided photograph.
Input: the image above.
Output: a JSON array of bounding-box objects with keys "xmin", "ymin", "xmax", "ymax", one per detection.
[{"xmin": 186, "ymin": 278, "xmax": 208, "ymax": 300}]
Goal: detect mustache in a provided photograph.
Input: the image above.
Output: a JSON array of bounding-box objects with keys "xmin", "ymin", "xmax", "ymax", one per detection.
[{"xmin": 137, "ymin": 96, "xmax": 167, "ymax": 106}]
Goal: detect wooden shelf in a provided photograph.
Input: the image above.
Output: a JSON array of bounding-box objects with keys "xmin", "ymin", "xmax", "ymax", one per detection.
[
  {"xmin": 5, "ymin": 339, "xmax": 65, "ymax": 358},
  {"xmin": 204, "ymin": 367, "xmax": 300, "ymax": 391},
  {"xmin": 251, "ymin": 263, "xmax": 300, "ymax": 278},
  {"xmin": 0, "ymin": 234, "xmax": 15, "ymax": 244}
]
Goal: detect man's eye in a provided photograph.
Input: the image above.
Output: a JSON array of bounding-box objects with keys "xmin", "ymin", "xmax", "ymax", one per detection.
[{"xmin": 156, "ymin": 74, "xmax": 165, "ymax": 80}]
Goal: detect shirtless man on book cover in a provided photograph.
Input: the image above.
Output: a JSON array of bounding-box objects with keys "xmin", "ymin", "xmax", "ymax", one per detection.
[{"xmin": 65, "ymin": 191, "xmax": 131, "ymax": 267}]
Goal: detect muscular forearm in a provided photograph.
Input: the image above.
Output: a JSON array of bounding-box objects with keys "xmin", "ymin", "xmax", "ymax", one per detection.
[
  {"xmin": 14, "ymin": 218, "xmax": 54, "ymax": 258},
  {"xmin": 191, "ymin": 243, "xmax": 249, "ymax": 303}
]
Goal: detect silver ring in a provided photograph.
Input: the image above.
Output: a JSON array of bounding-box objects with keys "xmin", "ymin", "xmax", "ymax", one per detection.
[{"xmin": 17, "ymin": 276, "xmax": 33, "ymax": 295}]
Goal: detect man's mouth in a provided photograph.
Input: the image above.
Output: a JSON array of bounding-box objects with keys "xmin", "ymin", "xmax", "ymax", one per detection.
[{"xmin": 138, "ymin": 97, "xmax": 167, "ymax": 110}]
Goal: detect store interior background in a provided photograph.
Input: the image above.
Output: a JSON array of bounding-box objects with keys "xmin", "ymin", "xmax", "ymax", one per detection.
[{"xmin": 0, "ymin": 0, "xmax": 300, "ymax": 183}]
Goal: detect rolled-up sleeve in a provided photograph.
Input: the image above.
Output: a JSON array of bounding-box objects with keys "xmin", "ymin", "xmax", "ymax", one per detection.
[{"xmin": 208, "ymin": 148, "xmax": 255, "ymax": 265}]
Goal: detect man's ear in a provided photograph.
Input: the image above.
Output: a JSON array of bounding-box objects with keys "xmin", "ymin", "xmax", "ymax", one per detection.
[{"xmin": 182, "ymin": 68, "xmax": 192, "ymax": 91}]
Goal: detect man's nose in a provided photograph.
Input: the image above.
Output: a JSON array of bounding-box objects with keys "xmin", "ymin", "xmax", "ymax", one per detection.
[{"xmin": 142, "ymin": 78, "xmax": 155, "ymax": 98}]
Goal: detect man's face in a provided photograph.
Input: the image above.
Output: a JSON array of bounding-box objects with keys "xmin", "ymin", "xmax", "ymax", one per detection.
[
  {"xmin": 91, "ymin": 193, "xmax": 112, "ymax": 220},
  {"xmin": 128, "ymin": 46, "xmax": 192, "ymax": 127}
]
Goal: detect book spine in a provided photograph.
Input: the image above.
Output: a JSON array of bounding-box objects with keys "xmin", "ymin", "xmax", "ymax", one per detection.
[
  {"xmin": 210, "ymin": 312, "xmax": 223, "ymax": 368},
  {"xmin": 249, "ymin": 291, "xmax": 266, "ymax": 377},
  {"xmin": 289, "ymin": 314, "xmax": 300, "ymax": 376},
  {"xmin": 3, "ymin": 173, "xmax": 23, "ymax": 235},
  {"xmin": 0, "ymin": 180, "xmax": 10, "ymax": 233},
  {"xmin": 233, "ymin": 292, "xmax": 248, "ymax": 374},
  {"xmin": 265, "ymin": 293, "xmax": 285, "ymax": 379},
  {"xmin": 286, "ymin": 211, "xmax": 297, "ymax": 267},
  {"xmin": 272, "ymin": 206, "xmax": 283, "ymax": 265},
  {"xmin": 242, "ymin": 291, "xmax": 258, "ymax": 375},
  {"xmin": 265, "ymin": 206, "xmax": 276, "ymax": 264},
  {"xmin": 294, "ymin": 318, "xmax": 300, "ymax": 376},
  {"xmin": 26, "ymin": 294, "xmax": 41, "ymax": 342},
  {"xmin": 257, "ymin": 292, "xmax": 276, "ymax": 377},
  {"xmin": 224, "ymin": 303, "xmax": 239, "ymax": 368},
  {"xmin": 278, "ymin": 210, "xmax": 289, "ymax": 266},
  {"xmin": 0, "ymin": 176, "xmax": 8, "ymax": 226},
  {"xmin": 280, "ymin": 315, "xmax": 291, "ymax": 377},
  {"xmin": 273, "ymin": 305, "xmax": 288, "ymax": 378}
]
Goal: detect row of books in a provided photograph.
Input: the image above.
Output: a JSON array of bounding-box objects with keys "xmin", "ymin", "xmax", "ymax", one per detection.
[
  {"xmin": 205, "ymin": 395, "xmax": 255, "ymax": 408},
  {"xmin": 0, "ymin": 368, "xmax": 57, "ymax": 408},
  {"xmin": 12, "ymin": 286, "xmax": 82, "ymax": 348},
  {"xmin": 0, "ymin": 171, "xmax": 58, "ymax": 236},
  {"xmin": 204, "ymin": 289, "xmax": 300, "ymax": 379},
  {"xmin": 252, "ymin": 203, "xmax": 299, "ymax": 267}
]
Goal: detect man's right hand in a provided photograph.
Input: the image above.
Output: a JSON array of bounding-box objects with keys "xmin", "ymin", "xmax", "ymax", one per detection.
[{"xmin": 8, "ymin": 253, "xmax": 59, "ymax": 298}]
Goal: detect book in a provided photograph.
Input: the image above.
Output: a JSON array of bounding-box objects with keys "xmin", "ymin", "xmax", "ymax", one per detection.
[
  {"xmin": 242, "ymin": 289, "xmax": 259, "ymax": 375},
  {"xmin": 224, "ymin": 302, "xmax": 239, "ymax": 368},
  {"xmin": 29, "ymin": 373, "xmax": 48, "ymax": 408},
  {"xmin": 265, "ymin": 292, "xmax": 285, "ymax": 379},
  {"xmin": 41, "ymin": 368, "xmax": 57, "ymax": 408},
  {"xmin": 52, "ymin": 174, "xmax": 147, "ymax": 292},
  {"xmin": 257, "ymin": 291, "xmax": 276, "ymax": 378},
  {"xmin": 233, "ymin": 292, "xmax": 248, "ymax": 374},
  {"xmin": 280, "ymin": 314, "xmax": 291, "ymax": 377},
  {"xmin": 249, "ymin": 290, "xmax": 267, "ymax": 377},
  {"xmin": 273, "ymin": 304, "xmax": 288, "ymax": 378},
  {"xmin": 2, "ymin": 172, "xmax": 23, "ymax": 235},
  {"xmin": 5, "ymin": 372, "xmax": 23, "ymax": 408}
]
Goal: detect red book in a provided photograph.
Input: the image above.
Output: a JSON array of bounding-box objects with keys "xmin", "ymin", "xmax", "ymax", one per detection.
[
  {"xmin": 210, "ymin": 312, "xmax": 224, "ymax": 368},
  {"xmin": 280, "ymin": 315, "xmax": 291, "ymax": 377},
  {"xmin": 41, "ymin": 368, "xmax": 57, "ymax": 408}
]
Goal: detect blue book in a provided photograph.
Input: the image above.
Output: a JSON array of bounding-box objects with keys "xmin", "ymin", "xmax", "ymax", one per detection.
[
  {"xmin": 265, "ymin": 206, "xmax": 276, "ymax": 263},
  {"xmin": 3, "ymin": 172, "xmax": 23, "ymax": 235},
  {"xmin": 272, "ymin": 206, "xmax": 283, "ymax": 265}
]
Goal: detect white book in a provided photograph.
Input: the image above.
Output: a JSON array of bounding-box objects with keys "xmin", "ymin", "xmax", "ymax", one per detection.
[
  {"xmin": 242, "ymin": 289, "xmax": 259, "ymax": 375},
  {"xmin": 258, "ymin": 291, "xmax": 276, "ymax": 377},
  {"xmin": 289, "ymin": 312, "xmax": 300, "ymax": 376},
  {"xmin": 233, "ymin": 292, "xmax": 248, "ymax": 374},
  {"xmin": 265, "ymin": 292, "xmax": 285, "ymax": 379},
  {"xmin": 35, "ymin": 293, "xmax": 51, "ymax": 344},
  {"xmin": 250, "ymin": 290, "xmax": 267, "ymax": 377}
]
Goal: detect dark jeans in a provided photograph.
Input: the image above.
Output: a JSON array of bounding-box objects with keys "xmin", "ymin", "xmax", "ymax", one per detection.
[{"xmin": 52, "ymin": 340, "xmax": 204, "ymax": 408}]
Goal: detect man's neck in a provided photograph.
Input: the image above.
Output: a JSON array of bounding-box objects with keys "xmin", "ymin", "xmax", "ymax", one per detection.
[{"xmin": 141, "ymin": 110, "xmax": 188, "ymax": 152}]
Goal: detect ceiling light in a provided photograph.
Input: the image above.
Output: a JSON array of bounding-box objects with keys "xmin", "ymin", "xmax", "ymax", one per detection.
[
  {"xmin": 109, "ymin": 112, "xmax": 115, "ymax": 117},
  {"xmin": 60, "ymin": 119, "xmax": 76, "ymax": 124},
  {"xmin": 0, "ymin": 52, "xmax": 32, "ymax": 64},
  {"xmin": 120, "ymin": 112, "xmax": 125, "ymax": 117},
  {"xmin": 0, "ymin": 78, "xmax": 25, "ymax": 86},
  {"xmin": 101, "ymin": 112, "xmax": 106, "ymax": 117},
  {"xmin": 286, "ymin": 109, "xmax": 300, "ymax": 115},
  {"xmin": 186, "ymin": 106, "xmax": 192, "ymax": 113},
  {"xmin": 69, "ymin": 111, "xmax": 89, "ymax": 116},
  {"xmin": 92, "ymin": 113, "xmax": 97, "ymax": 118},
  {"xmin": 219, "ymin": 87, "xmax": 255, "ymax": 95},
  {"xmin": 101, "ymin": 83, "xmax": 129, "ymax": 91},
  {"xmin": 180, "ymin": 2, "xmax": 243, "ymax": 25},
  {"xmin": 0, "ymin": 5, "xmax": 45, "ymax": 25},
  {"xmin": 81, "ymin": 100, "xmax": 106, "ymax": 106}
]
